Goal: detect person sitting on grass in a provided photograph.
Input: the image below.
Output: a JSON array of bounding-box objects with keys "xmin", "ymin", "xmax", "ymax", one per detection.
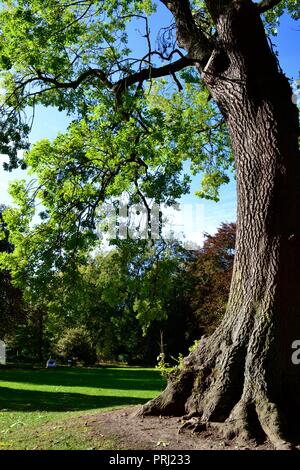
[{"xmin": 46, "ymin": 358, "xmax": 57, "ymax": 368}]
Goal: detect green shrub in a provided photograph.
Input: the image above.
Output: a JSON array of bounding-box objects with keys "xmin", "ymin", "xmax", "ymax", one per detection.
[
  {"xmin": 156, "ymin": 339, "xmax": 201, "ymax": 379},
  {"xmin": 57, "ymin": 327, "xmax": 97, "ymax": 365}
]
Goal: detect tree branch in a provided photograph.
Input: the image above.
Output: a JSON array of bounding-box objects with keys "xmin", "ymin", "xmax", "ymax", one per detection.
[
  {"xmin": 256, "ymin": 0, "xmax": 283, "ymax": 13},
  {"xmin": 160, "ymin": 0, "xmax": 212, "ymax": 67},
  {"xmin": 35, "ymin": 68, "xmax": 114, "ymax": 90},
  {"xmin": 7, "ymin": 2, "xmax": 211, "ymax": 109},
  {"xmin": 113, "ymin": 55, "xmax": 193, "ymax": 98},
  {"xmin": 15, "ymin": 55, "xmax": 193, "ymax": 108}
]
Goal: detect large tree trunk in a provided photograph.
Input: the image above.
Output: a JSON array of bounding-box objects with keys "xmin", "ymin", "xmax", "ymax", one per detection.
[{"xmin": 141, "ymin": 2, "xmax": 300, "ymax": 449}]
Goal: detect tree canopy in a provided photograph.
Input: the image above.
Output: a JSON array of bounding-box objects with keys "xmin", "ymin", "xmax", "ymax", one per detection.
[{"xmin": 0, "ymin": 0, "xmax": 297, "ymax": 278}]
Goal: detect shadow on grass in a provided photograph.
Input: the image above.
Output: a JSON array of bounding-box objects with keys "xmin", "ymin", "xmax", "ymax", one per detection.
[
  {"xmin": 0, "ymin": 368, "xmax": 165, "ymax": 391},
  {"xmin": 0, "ymin": 386, "xmax": 149, "ymax": 412}
]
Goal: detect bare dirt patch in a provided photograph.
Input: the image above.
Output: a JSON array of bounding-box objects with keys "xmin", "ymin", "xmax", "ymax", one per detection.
[{"xmin": 80, "ymin": 406, "xmax": 273, "ymax": 450}]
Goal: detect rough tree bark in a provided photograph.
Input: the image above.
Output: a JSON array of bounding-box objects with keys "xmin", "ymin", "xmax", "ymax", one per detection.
[{"xmin": 141, "ymin": 0, "xmax": 300, "ymax": 450}]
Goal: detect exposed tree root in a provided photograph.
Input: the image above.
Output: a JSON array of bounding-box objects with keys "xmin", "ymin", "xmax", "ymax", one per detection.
[
  {"xmin": 153, "ymin": 398, "xmax": 295, "ymax": 450},
  {"xmin": 139, "ymin": 326, "xmax": 299, "ymax": 450},
  {"xmin": 178, "ymin": 417, "xmax": 207, "ymax": 434},
  {"xmin": 254, "ymin": 397, "xmax": 294, "ymax": 450}
]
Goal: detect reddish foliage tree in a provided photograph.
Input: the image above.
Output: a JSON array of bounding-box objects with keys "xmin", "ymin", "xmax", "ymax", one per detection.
[{"xmin": 189, "ymin": 223, "xmax": 236, "ymax": 335}]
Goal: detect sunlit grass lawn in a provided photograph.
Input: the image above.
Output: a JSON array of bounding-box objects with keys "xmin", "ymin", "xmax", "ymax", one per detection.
[{"xmin": 0, "ymin": 367, "xmax": 165, "ymax": 450}]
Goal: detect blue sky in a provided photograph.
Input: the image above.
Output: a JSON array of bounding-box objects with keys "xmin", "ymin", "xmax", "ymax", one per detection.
[{"xmin": 0, "ymin": 7, "xmax": 299, "ymax": 247}]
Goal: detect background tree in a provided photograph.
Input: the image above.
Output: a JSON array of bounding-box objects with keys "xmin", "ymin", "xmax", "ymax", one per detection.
[
  {"xmin": 0, "ymin": 0, "xmax": 299, "ymax": 448},
  {"xmin": 2, "ymin": 220, "xmax": 234, "ymax": 365},
  {"xmin": 46, "ymin": 239, "xmax": 198, "ymax": 364},
  {"xmin": 0, "ymin": 205, "xmax": 24, "ymax": 339},
  {"xmin": 189, "ymin": 223, "xmax": 235, "ymax": 335},
  {"xmin": 57, "ymin": 327, "xmax": 97, "ymax": 365}
]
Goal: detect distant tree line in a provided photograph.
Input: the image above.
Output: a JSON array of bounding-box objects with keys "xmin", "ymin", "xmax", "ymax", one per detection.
[{"xmin": 0, "ymin": 208, "xmax": 235, "ymax": 366}]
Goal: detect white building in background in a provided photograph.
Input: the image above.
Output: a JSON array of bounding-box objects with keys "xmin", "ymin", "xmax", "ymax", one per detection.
[{"xmin": 0, "ymin": 340, "xmax": 6, "ymax": 365}]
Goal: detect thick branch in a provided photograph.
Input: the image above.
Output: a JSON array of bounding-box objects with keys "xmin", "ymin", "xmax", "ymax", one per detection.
[
  {"xmin": 25, "ymin": 56, "xmax": 193, "ymax": 102},
  {"xmin": 256, "ymin": 0, "xmax": 283, "ymax": 13},
  {"xmin": 160, "ymin": 0, "xmax": 212, "ymax": 67},
  {"xmin": 204, "ymin": 0, "xmax": 234, "ymax": 21},
  {"xmin": 113, "ymin": 55, "xmax": 193, "ymax": 97}
]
